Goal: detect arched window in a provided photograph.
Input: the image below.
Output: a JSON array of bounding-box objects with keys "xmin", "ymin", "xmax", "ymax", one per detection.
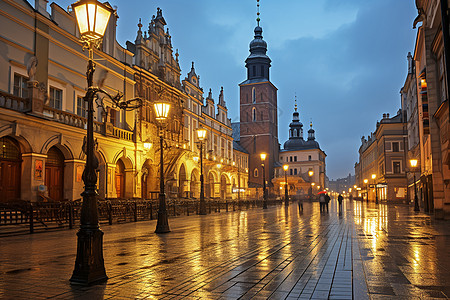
[
  {"xmin": 254, "ymin": 168, "xmax": 258, "ymax": 177},
  {"xmin": 252, "ymin": 107, "xmax": 256, "ymax": 122},
  {"xmin": 294, "ymin": 129, "xmax": 297, "ymax": 137},
  {"xmin": 252, "ymin": 87, "xmax": 256, "ymax": 103},
  {"xmin": 260, "ymin": 65, "xmax": 264, "ymax": 77}
]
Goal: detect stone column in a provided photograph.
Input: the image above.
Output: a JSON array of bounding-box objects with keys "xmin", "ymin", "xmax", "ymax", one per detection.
[
  {"xmin": 21, "ymin": 153, "xmax": 46, "ymax": 202},
  {"xmin": 27, "ymin": 80, "xmax": 44, "ymax": 115}
]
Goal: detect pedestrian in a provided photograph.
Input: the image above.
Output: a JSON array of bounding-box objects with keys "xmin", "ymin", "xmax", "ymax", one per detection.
[
  {"xmin": 325, "ymin": 193, "xmax": 330, "ymax": 213},
  {"xmin": 298, "ymin": 198, "xmax": 303, "ymax": 212},
  {"xmin": 319, "ymin": 193, "xmax": 326, "ymax": 212},
  {"xmin": 338, "ymin": 194, "xmax": 343, "ymax": 212}
]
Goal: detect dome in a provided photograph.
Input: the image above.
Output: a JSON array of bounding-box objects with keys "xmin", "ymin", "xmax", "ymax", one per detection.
[
  {"xmin": 283, "ymin": 138, "xmax": 320, "ymax": 151},
  {"xmin": 249, "ymin": 26, "xmax": 268, "ymax": 55}
]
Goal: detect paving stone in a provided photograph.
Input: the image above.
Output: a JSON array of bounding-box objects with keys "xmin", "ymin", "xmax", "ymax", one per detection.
[{"xmin": 0, "ymin": 201, "xmax": 449, "ymax": 299}]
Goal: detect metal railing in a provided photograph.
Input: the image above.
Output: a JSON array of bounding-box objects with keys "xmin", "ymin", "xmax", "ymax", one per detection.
[{"xmin": 0, "ymin": 198, "xmax": 285, "ymax": 235}]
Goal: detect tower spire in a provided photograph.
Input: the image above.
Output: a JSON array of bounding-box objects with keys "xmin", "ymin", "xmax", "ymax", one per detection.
[
  {"xmin": 294, "ymin": 93, "xmax": 298, "ymax": 112},
  {"xmin": 256, "ymin": 0, "xmax": 260, "ymax": 26}
]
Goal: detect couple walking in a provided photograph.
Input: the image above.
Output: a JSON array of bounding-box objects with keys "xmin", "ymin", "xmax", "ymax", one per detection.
[{"xmin": 319, "ymin": 193, "xmax": 330, "ymax": 213}]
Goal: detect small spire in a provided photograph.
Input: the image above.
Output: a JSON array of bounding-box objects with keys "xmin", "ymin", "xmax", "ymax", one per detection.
[
  {"xmin": 191, "ymin": 61, "xmax": 195, "ymax": 70},
  {"xmin": 175, "ymin": 49, "xmax": 179, "ymax": 62},
  {"xmin": 310, "ymin": 121, "xmax": 313, "ymax": 128},
  {"xmin": 138, "ymin": 18, "xmax": 142, "ymax": 30},
  {"xmin": 256, "ymin": 0, "xmax": 260, "ymax": 26},
  {"xmin": 294, "ymin": 94, "xmax": 297, "ymax": 112}
]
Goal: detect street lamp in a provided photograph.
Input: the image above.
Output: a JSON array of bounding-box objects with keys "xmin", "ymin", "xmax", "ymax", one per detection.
[
  {"xmin": 363, "ymin": 179, "xmax": 368, "ymax": 203},
  {"xmin": 308, "ymin": 170, "xmax": 314, "ymax": 201},
  {"xmin": 70, "ymin": 0, "xmax": 141, "ymax": 285},
  {"xmin": 283, "ymin": 164, "xmax": 289, "ymax": 206},
  {"xmin": 197, "ymin": 128, "xmax": 207, "ymax": 215},
  {"xmin": 410, "ymin": 159, "xmax": 419, "ymax": 211},
  {"xmin": 372, "ymin": 174, "xmax": 378, "ymax": 204},
  {"xmin": 260, "ymin": 153, "xmax": 267, "ymax": 209},
  {"xmin": 154, "ymin": 101, "xmax": 171, "ymax": 233}
]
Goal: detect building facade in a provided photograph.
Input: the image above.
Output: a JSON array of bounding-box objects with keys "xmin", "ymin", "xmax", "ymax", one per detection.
[
  {"xmin": 0, "ymin": 0, "xmax": 247, "ymax": 203},
  {"xmin": 355, "ymin": 111, "xmax": 408, "ymax": 202},
  {"xmin": 272, "ymin": 102, "xmax": 326, "ymax": 199},
  {"xmin": 404, "ymin": 0, "xmax": 450, "ymax": 218}
]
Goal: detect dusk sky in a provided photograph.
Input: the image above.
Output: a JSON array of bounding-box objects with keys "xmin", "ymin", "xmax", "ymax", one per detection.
[{"xmin": 53, "ymin": 0, "xmax": 418, "ymax": 180}]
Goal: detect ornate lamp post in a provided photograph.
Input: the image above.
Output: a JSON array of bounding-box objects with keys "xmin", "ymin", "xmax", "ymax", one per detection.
[
  {"xmin": 371, "ymin": 174, "xmax": 378, "ymax": 204},
  {"xmin": 70, "ymin": 0, "xmax": 141, "ymax": 285},
  {"xmin": 197, "ymin": 128, "xmax": 207, "ymax": 215},
  {"xmin": 283, "ymin": 164, "xmax": 289, "ymax": 206},
  {"xmin": 260, "ymin": 153, "xmax": 267, "ymax": 209},
  {"xmin": 308, "ymin": 170, "xmax": 314, "ymax": 201},
  {"xmin": 154, "ymin": 101, "xmax": 171, "ymax": 233},
  {"xmin": 410, "ymin": 159, "xmax": 419, "ymax": 211},
  {"xmin": 363, "ymin": 179, "xmax": 368, "ymax": 203}
]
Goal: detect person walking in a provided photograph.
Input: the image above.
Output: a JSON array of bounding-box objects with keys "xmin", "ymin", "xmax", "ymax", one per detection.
[
  {"xmin": 338, "ymin": 194, "xmax": 343, "ymax": 213},
  {"xmin": 325, "ymin": 193, "xmax": 330, "ymax": 213},
  {"xmin": 319, "ymin": 193, "xmax": 326, "ymax": 212}
]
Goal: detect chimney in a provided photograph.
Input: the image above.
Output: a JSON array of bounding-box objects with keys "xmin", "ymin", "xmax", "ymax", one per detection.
[
  {"xmin": 387, "ymin": 113, "xmax": 390, "ymax": 118},
  {"xmin": 35, "ymin": 0, "xmax": 49, "ymax": 17},
  {"xmin": 383, "ymin": 113, "xmax": 386, "ymax": 119}
]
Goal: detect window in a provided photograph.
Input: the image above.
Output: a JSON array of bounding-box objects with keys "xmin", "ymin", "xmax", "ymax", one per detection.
[
  {"xmin": 254, "ymin": 168, "xmax": 258, "ymax": 177},
  {"xmin": 294, "ymin": 169, "xmax": 297, "ymax": 175},
  {"xmin": 252, "ymin": 88, "xmax": 256, "ymax": 103},
  {"xmin": 13, "ymin": 73, "xmax": 28, "ymax": 98},
  {"xmin": 294, "ymin": 156, "xmax": 297, "ymax": 162},
  {"xmin": 393, "ymin": 161, "xmax": 401, "ymax": 174},
  {"xmin": 290, "ymin": 156, "xmax": 292, "ymax": 162},
  {"xmin": 308, "ymin": 155, "xmax": 312, "ymax": 161},
  {"xmin": 252, "ymin": 107, "xmax": 256, "ymax": 121},
  {"xmin": 49, "ymin": 86, "xmax": 62, "ymax": 110},
  {"xmin": 280, "ymin": 156, "xmax": 283, "ymax": 161},
  {"xmin": 290, "ymin": 169, "xmax": 293, "ymax": 175},
  {"xmin": 392, "ymin": 142, "xmax": 399, "ymax": 152},
  {"xmin": 110, "ymin": 108, "xmax": 117, "ymax": 126},
  {"xmin": 76, "ymin": 96, "xmax": 87, "ymax": 118}
]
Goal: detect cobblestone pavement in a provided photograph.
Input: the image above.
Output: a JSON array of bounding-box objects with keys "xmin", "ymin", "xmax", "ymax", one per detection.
[{"xmin": 0, "ymin": 199, "xmax": 449, "ymax": 299}]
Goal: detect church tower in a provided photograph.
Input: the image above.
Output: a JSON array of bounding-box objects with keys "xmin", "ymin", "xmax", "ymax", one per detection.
[{"xmin": 239, "ymin": 0, "xmax": 279, "ymax": 190}]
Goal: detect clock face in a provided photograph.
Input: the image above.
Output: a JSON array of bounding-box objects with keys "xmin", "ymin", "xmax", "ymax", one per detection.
[{"xmin": 192, "ymin": 77, "xmax": 197, "ymax": 84}]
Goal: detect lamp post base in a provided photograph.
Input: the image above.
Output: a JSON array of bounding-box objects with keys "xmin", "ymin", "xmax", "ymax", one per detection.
[
  {"xmin": 70, "ymin": 228, "xmax": 107, "ymax": 285},
  {"xmin": 155, "ymin": 209, "xmax": 170, "ymax": 233},
  {"xmin": 155, "ymin": 193, "xmax": 170, "ymax": 233},
  {"xmin": 199, "ymin": 201, "xmax": 207, "ymax": 215}
]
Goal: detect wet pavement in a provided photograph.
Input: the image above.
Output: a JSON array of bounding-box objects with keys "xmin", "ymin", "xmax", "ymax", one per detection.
[{"xmin": 0, "ymin": 199, "xmax": 449, "ymax": 299}]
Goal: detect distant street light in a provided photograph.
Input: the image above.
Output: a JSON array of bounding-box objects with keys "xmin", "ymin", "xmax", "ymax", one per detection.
[
  {"xmin": 308, "ymin": 170, "xmax": 314, "ymax": 201},
  {"xmin": 154, "ymin": 101, "xmax": 171, "ymax": 233},
  {"xmin": 363, "ymin": 179, "xmax": 368, "ymax": 203},
  {"xmin": 371, "ymin": 174, "xmax": 378, "ymax": 204},
  {"xmin": 197, "ymin": 128, "xmax": 207, "ymax": 215},
  {"xmin": 283, "ymin": 164, "xmax": 289, "ymax": 206},
  {"xmin": 410, "ymin": 159, "xmax": 419, "ymax": 212},
  {"xmin": 260, "ymin": 153, "xmax": 267, "ymax": 209}
]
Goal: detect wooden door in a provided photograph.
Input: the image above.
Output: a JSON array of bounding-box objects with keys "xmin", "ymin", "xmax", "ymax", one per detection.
[
  {"xmin": 45, "ymin": 147, "xmax": 64, "ymax": 201},
  {"xmin": 115, "ymin": 173, "xmax": 124, "ymax": 198},
  {"xmin": 45, "ymin": 165, "xmax": 64, "ymax": 201},
  {"xmin": 0, "ymin": 160, "xmax": 21, "ymax": 202}
]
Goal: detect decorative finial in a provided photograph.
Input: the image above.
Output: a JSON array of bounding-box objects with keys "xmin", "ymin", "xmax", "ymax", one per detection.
[
  {"xmin": 256, "ymin": 0, "xmax": 260, "ymax": 26},
  {"xmin": 175, "ymin": 49, "xmax": 179, "ymax": 62},
  {"xmin": 138, "ymin": 18, "xmax": 142, "ymax": 29},
  {"xmin": 310, "ymin": 121, "xmax": 313, "ymax": 128},
  {"xmin": 294, "ymin": 93, "xmax": 297, "ymax": 112},
  {"xmin": 192, "ymin": 61, "xmax": 195, "ymax": 69}
]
